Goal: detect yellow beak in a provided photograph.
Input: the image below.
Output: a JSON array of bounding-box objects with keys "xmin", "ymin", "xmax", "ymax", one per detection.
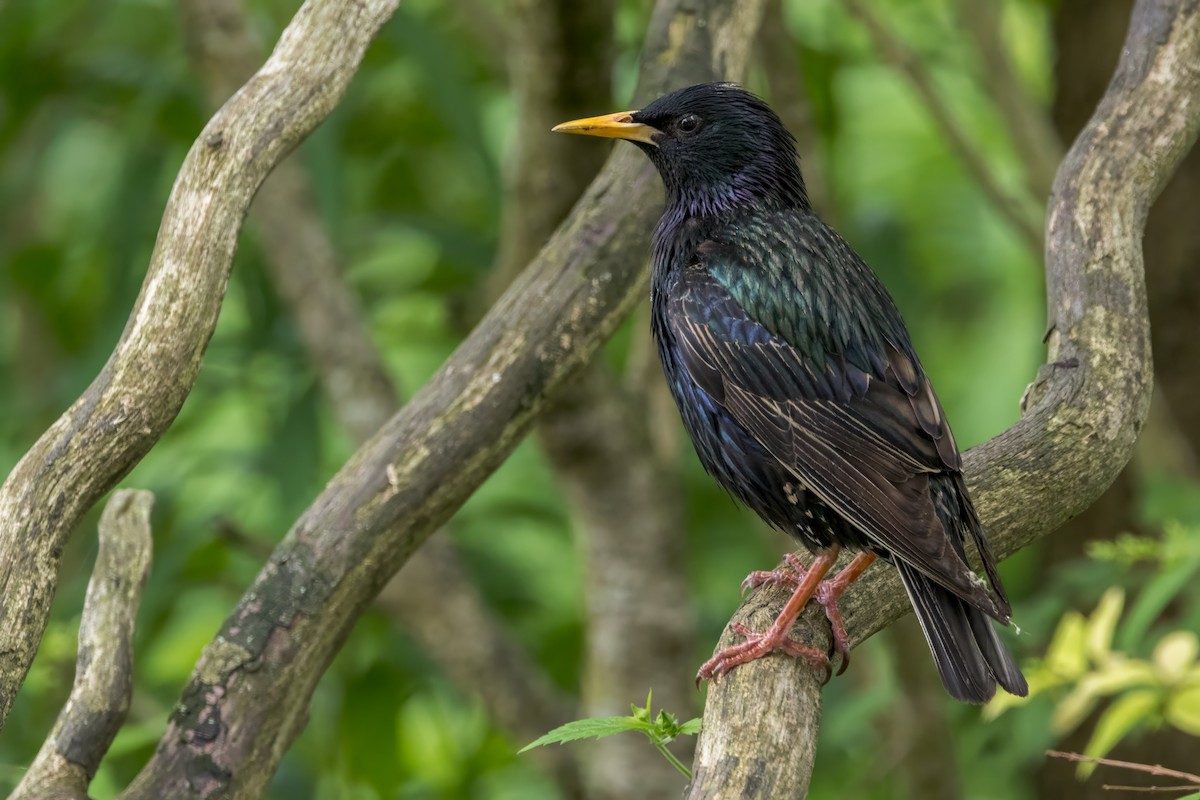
[{"xmin": 551, "ymin": 110, "xmax": 660, "ymax": 147}]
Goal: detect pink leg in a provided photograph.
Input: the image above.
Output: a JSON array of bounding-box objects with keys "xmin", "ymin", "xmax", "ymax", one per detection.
[{"xmin": 698, "ymin": 550, "xmax": 878, "ymax": 684}]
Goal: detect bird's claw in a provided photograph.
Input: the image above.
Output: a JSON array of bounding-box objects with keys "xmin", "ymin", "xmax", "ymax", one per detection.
[
  {"xmin": 815, "ymin": 582, "xmax": 852, "ymax": 675},
  {"xmin": 739, "ymin": 553, "xmax": 810, "ymax": 594},
  {"xmin": 695, "ymin": 621, "xmax": 832, "ymax": 688}
]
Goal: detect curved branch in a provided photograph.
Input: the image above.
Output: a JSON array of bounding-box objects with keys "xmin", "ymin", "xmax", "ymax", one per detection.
[
  {"xmin": 687, "ymin": 0, "xmax": 1200, "ymax": 796},
  {"xmin": 11, "ymin": 490, "xmax": 153, "ymax": 800},
  {"xmin": 0, "ymin": 0, "xmax": 401, "ymax": 731},
  {"xmin": 179, "ymin": 4, "xmax": 582, "ymax": 790},
  {"xmin": 119, "ymin": 1, "xmax": 767, "ymax": 798}
]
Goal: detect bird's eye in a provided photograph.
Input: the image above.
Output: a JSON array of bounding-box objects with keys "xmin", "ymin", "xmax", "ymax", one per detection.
[{"xmin": 676, "ymin": 114, "xmax": 702, "ymax": 135}]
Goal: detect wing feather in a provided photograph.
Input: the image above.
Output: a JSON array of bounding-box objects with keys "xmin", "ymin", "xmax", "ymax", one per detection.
[{"xmin": 668, "ymin": 262, "xmax": 1002, "ymax": 613}]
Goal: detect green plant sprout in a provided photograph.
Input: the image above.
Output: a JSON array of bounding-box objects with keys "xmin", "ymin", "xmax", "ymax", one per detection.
[{"xmin": 520, "ymin": 691, "xmax": 701, "ymax": 778}]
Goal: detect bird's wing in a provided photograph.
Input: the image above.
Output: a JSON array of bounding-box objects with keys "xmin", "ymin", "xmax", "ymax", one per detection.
[{"xmin": 666, "ymin": 260, "xmax": 1004, "ymax": 615}]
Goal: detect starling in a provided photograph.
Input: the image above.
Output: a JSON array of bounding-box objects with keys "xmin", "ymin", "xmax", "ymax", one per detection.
[{"xmin": 553, "ymin": 82, "xmax": 1027, "ymax": 703}]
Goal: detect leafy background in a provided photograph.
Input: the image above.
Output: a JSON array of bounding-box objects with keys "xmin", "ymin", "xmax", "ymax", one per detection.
[{"xmin": 2, "ymin": 0, "xmax": 1197, "ymax": 797}]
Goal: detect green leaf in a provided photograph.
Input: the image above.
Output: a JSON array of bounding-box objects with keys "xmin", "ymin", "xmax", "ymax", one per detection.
[
  {"xmin": 1087, "ymin": 533, "xmax": 1160, "ymax": 564},
  {"xmin": 679, "ymin": 718, "xmax": 702, "ymax": 736},
  {"xmin": 1119, "ymin": 554, "xmax": 1200, "ymax": 652},
  {"xmin": 1165, "ymin": 685, "xmax": 1200, "ymax": 736},
  {"xmin": 1154, "ymin": 631, "xmax": 1200, "ymax": 684},
  {"xmin": 1053, "ymin": 683, "xmax": 1100, "ymax": 735},
  {"xmin": 1079, "ymin": 690, "xmax": 1161, "ymax": 778},
  {"xmin": 1086, "ymin": 588, "xmax": 1124, "ymax": 663},
  {"xmin": 1045, "ymin": 612, "xmax": 1089, "ymax": 679},
  {"xmin": 986, "ymin": 657, "xmax": 1082, "ymax": 720},
  {"xmin": 1052, "ymin": 660, "xmax": 1157, "ymax": 733},
  {"xmin": 519, "ymin": 717, "xmax": 650, "ymax": 753},
  {"xmin": 1083, "ymin": 659, "xmax": 1158, "ymax": 696}
]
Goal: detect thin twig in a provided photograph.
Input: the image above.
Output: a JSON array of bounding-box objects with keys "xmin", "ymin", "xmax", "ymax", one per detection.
[
  {"xmin": 10, "ymin": 490, "xmax": 154, "ymax": 800},
  {"xmin": 1046, "ymin": 750, "xmax": 1200, "ymax": 785},
  {"xmin": 1101, "ymin": 786, "xmax": 1200, "ymax": 793},
  {"xmin": 841, "ymin": 0, "xmax": 1043, "ymax": 255}
]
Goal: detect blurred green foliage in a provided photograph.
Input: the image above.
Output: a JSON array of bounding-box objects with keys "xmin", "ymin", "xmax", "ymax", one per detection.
[{"xmin": 3, "ymin": 0, "xmax": 1199, "ymax": 797}]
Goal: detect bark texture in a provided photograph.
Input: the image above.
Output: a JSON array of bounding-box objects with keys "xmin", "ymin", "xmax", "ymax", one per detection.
[
  {"xmin": 686, "ymin": 1, "xmax": 1200, "ymax": 796},
  {"xmin": 10, "ymin": 491, "xmax": 153, "ymax": 800}
]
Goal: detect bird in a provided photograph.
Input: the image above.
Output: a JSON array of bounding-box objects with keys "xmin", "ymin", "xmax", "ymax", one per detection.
[{"xmin": 552, "ymin": 82, "xmax": 1027, "ymax": 704}]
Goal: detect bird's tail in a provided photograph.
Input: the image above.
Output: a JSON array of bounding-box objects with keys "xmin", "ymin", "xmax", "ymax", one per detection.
[{"xmin": 896, "ymin": 561, "xmax": 1028, "ymax": 704}]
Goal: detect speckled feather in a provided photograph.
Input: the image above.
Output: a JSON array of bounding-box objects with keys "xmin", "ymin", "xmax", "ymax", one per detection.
[{"xmin": 627, "ymin": 83, "xmax": 1026, "ymax": 702}]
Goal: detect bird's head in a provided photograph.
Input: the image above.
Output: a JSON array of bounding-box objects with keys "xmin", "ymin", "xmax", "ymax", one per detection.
[{"xmin": 553, "ymin": 83, "xmax": 808, "ymax": 217}]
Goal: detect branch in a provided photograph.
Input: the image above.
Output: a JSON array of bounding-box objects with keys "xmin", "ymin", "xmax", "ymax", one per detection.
[
  {"xmin": 178, "ymin": 3, "xmax": 581, "ymax": 789},
  {"xmin": 484, "ymin": 0, "xmax": 615, "ymax": 294},
  {"xmin": 953, "ymin": 0, "xmax": 1063, "ymax": 203},
  {"xmin": 0, "ymin": 0, "xmax": 400, "ymax": 731},
  {"xmin": 687, "ymin": 0, "xmax": 1200, "ymax": 796},
  {"xmin": 539, "ymin": 366, "xmax": 697, "ymax": 798},
  {"xmin": 11, "ymin": 490, "xmax": 153, "ymax": 800},
  {"xmin": 118, "ymin": 2, "xmax": 767, "ymax": 797},
  {"xmin": 760, "ymin": 0, "xmax": 833, "ymax": 215},
  {"xmin": 481, "ymin": 0, "xmax": 700, "ymax": 794},
  {"xmin": 841, "ymin": 0, "xmax": 1043, "ymax": 255},
  {"xmin": 1046, "ymin": 750, "xmax": 1200, "ymax": 786}
]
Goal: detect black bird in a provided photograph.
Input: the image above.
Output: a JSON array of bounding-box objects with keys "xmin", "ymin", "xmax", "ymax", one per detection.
[{"xmin": 553, "ymin": 83, "xmax": 1027, "ymax": 703}]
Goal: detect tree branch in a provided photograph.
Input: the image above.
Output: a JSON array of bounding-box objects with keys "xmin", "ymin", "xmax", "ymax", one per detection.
[
  {"xmin": 11, "ymin": 490, "xmax": 153, "ymax": 800},
  {"xmin": 953, "ymin": 0, "xmax": 1063, "ymax": 204},
  {"xmin": 760, "ymin": 0, "xmax": 833, "ymax": 215},
  {"xmin": 539, "ymin": 366, "xmax": 697, "ymax": 799},
  {"xmin": 841, "ymin": 0, "xmax": 1043, "ymax": 255},
  {"xmin": 117, "ymin": 2, "xmax": 767, "ymax": 797},
  {"xmin": 478, "ymin": 0, "xmax": 701, "ymax": 794},
  {"xmin": 687, "ymin": 0, "xmax": 1200, "ymax": 796},
  {"xmin": 178, "ymin": 3, "xmax": 582, "ymax": 791},
  {"xmin": 0, "ymin": 0, "xmax": 401, "ymax": 732}
]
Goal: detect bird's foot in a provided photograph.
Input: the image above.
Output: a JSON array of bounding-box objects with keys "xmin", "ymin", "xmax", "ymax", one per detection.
[
  {"xmin": 695, "ymin": 622, "xmax": 832, "ymax": 686},
  {"xmin": 739, "ymin": 552, "xmax": 810, "ymax": 593},
  {"xmin": 719, "ymin": 551, "xmax": 878, "ymax": 681}
]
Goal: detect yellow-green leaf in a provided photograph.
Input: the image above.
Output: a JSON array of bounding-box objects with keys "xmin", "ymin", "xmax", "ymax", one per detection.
[
  {"xmin": 1082, "ymin": 658, "xmax": 1158, "ymax": 696},
  {"xmin": 984, "ymin": 666, "xmax": 1063, "ymax": 719},
  {"xmin": 1046, "ymin": 612, "xmax": 1089, "ymax": 679},
  {"xmin": 1079, "ymin": 690, "xmax": 1161, "ymax": 778},
  {"xmin": 1165, "ymin": 685, "xmax": 1200, "ymax": 736},
  {"xmin": 1053, "ymin": 682, "xmax": 1100, "ymax": 734},
  {"xmin": 1154, "ymin": 631, "xmax": 1200, "ymax": 684},
  {"xmin": 1086, "ymin": 588, "xmax": 1125, "ymax": 663}
]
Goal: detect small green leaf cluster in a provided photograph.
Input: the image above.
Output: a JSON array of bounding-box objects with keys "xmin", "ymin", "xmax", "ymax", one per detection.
[{"xmin": 520, "ymin": 691, "xmax": 701, "ymax": 778}]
